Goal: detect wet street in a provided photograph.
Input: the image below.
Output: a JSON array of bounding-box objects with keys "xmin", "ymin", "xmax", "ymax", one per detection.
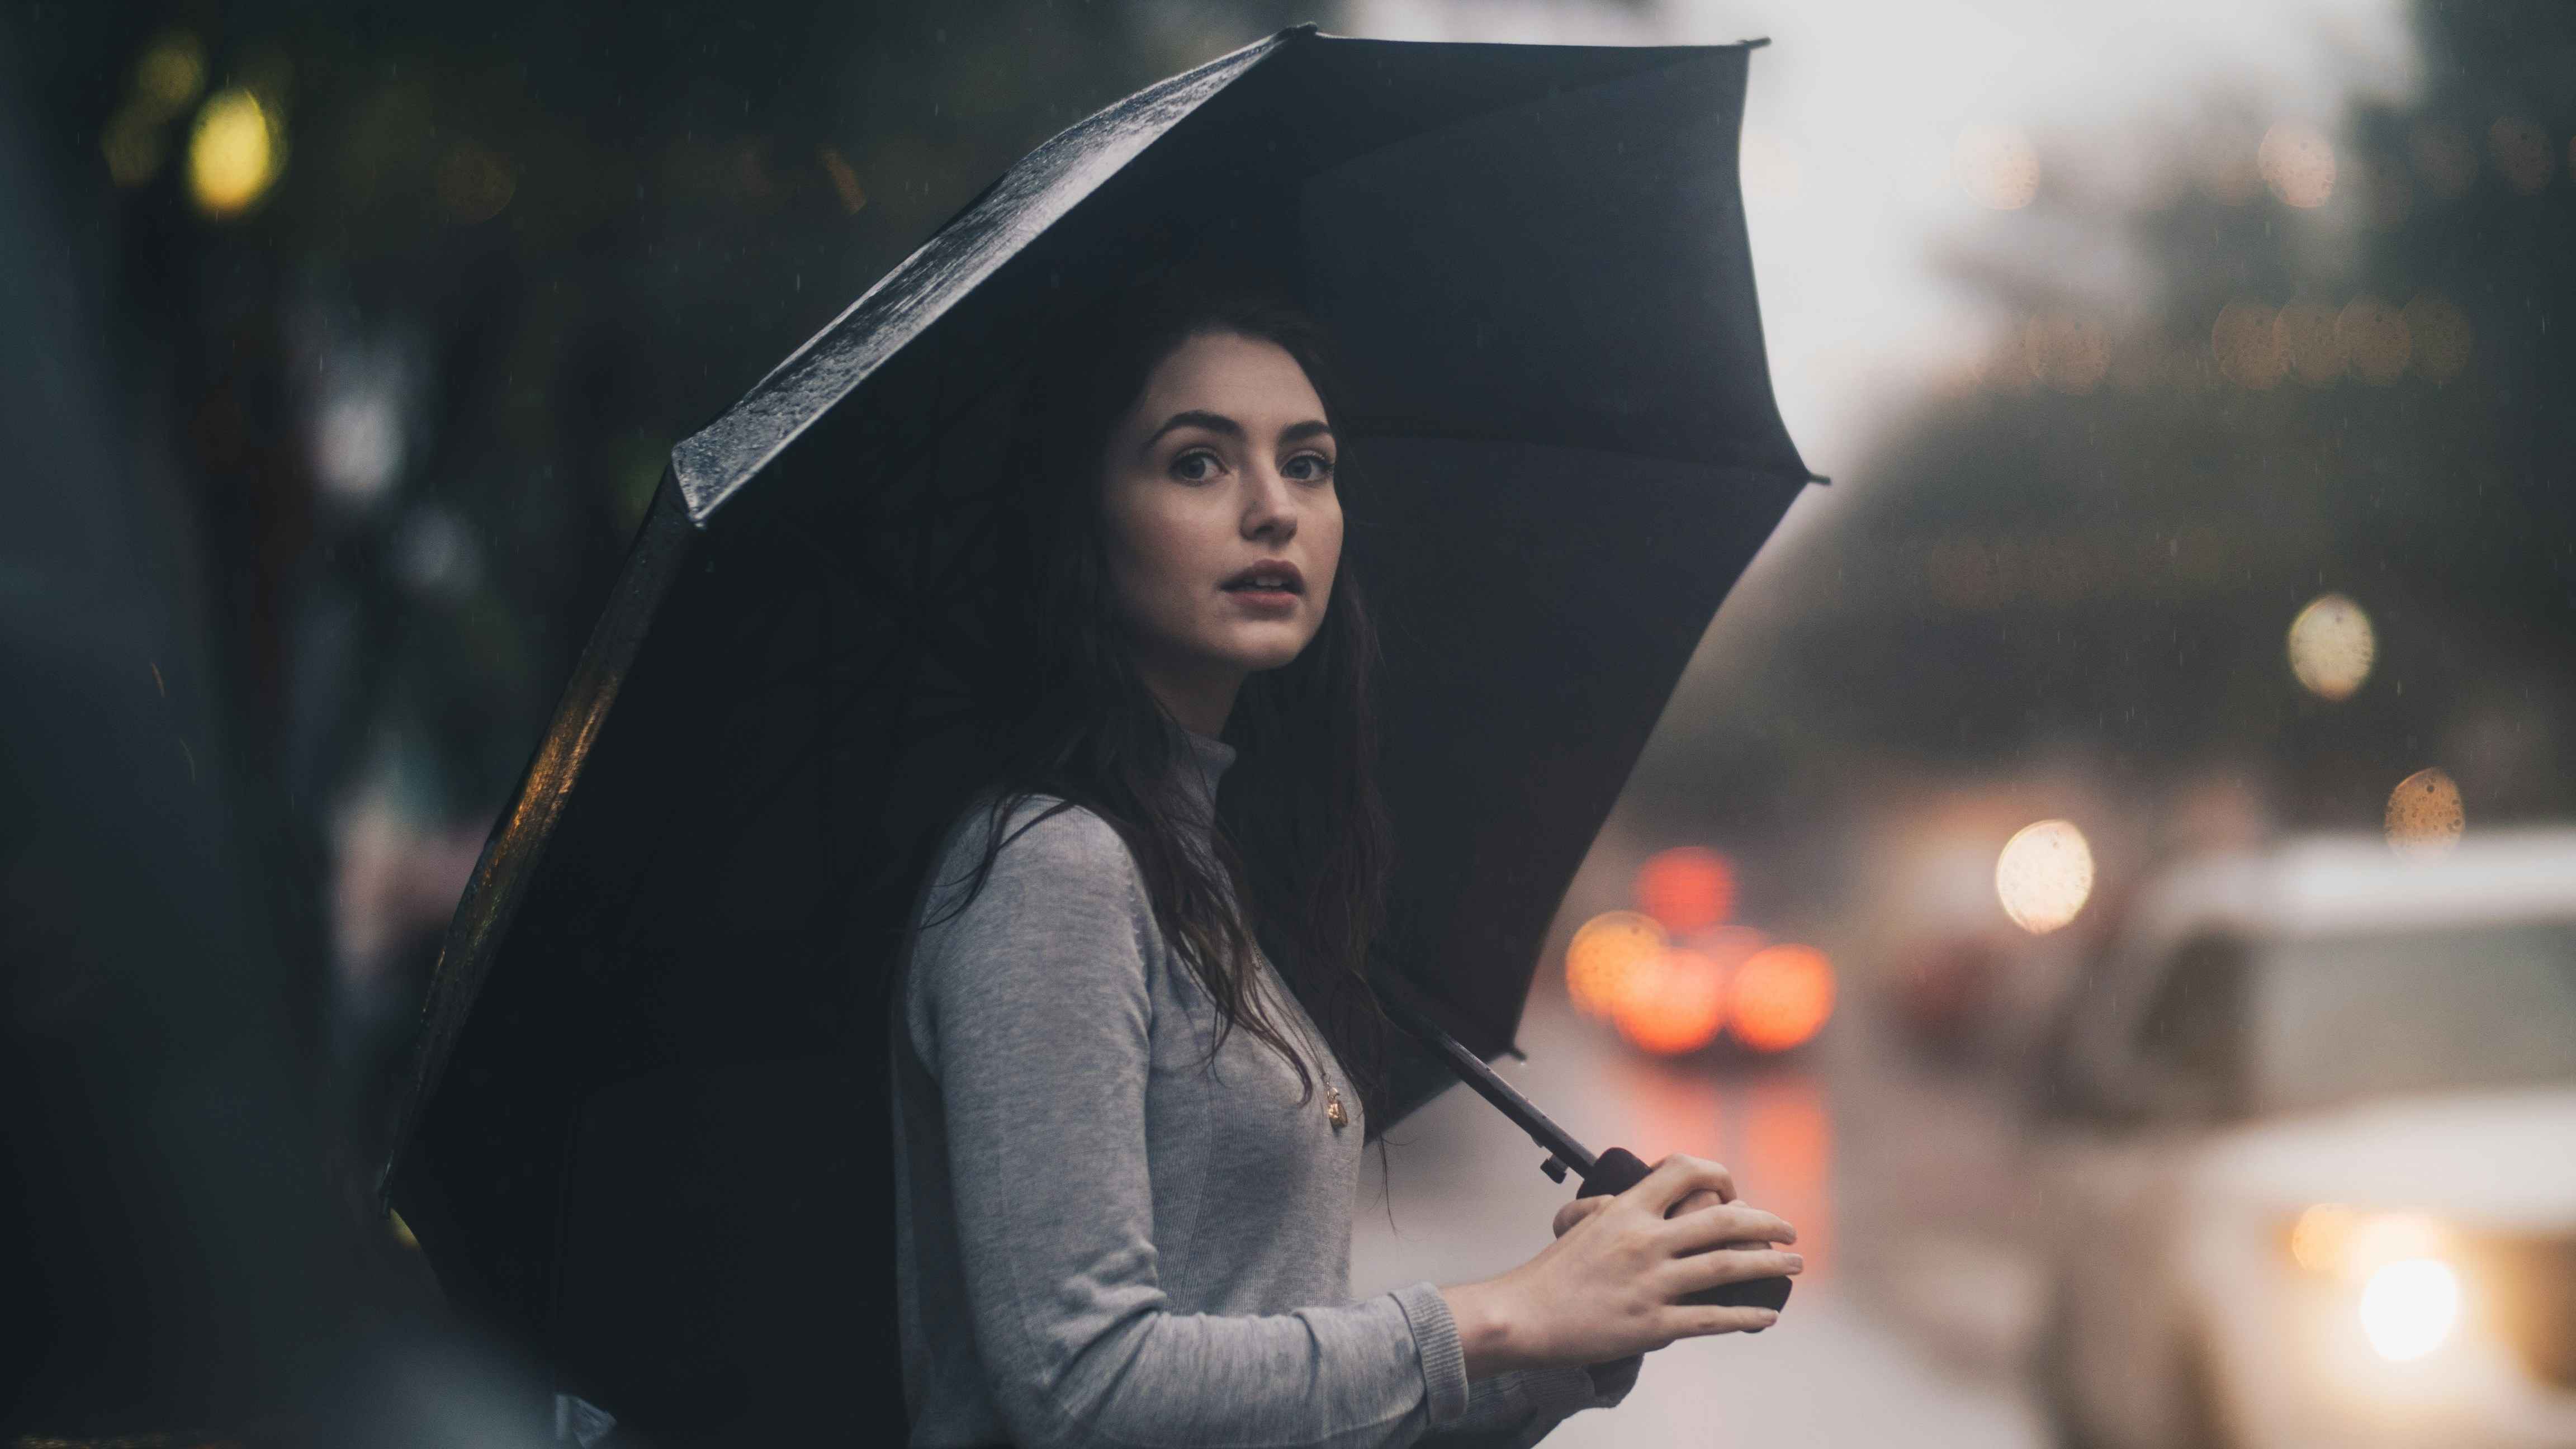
[{"xmin": 1351, "ymin": 988, "xmax": 2046, "ymax": 1447}]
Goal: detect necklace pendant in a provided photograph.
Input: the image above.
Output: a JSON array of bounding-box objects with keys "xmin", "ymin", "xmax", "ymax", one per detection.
[{"xmin": 1324, "ymin": 1085, "xmax": 1348, "ymax": 1128}]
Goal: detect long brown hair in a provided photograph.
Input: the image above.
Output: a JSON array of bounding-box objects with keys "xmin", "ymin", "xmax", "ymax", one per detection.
[{"xmin": 937, "ymin": 272, "xmax": 1396, "ymax": 1124}]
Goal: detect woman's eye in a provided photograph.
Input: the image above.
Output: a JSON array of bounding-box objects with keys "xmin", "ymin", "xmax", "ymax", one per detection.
[
  {"xmin": 1285, "ymin": 452, "xmax": 1336, "ymax": 484},
  {"xmin": 1170, "ymin": 449, "xmax": 1220, "ymax": 482}
]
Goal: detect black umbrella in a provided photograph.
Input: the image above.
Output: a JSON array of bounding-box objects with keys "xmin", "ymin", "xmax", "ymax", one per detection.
[{"xmin": 387, "ymin": 24, "xmax": 1816, "ymax": 1444}]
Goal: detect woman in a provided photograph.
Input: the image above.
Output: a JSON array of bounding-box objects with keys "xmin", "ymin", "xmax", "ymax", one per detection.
[{"xmin": 888, "ymin": 275, "xmax": 1801, "ymax": 1449}]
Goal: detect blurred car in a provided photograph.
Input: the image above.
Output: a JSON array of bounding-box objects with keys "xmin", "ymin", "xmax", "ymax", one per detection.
[{"xmin": 2026, "ymin": 827, "xmax": 2576, "ymax": 1449}]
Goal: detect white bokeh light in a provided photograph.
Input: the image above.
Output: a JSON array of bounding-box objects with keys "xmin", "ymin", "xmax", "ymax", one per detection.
[
  {"xmin": 2286, "ymin": 593, "xmax": 2375, "ymax": 700},
  {"xmin": 1996, "ymin": 819, "xmax": 2094, "ymax": 934},
  {"xmin": 2358, "ymin": 1258, "xmax": 2460, "ymax": 1362}
]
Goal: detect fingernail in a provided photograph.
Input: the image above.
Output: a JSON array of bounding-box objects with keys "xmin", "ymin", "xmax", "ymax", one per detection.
[
  {"xmin": 1787, "ymin": 1254, "xmax": 1805, "ymax": 1272},
  {"xmin": 1756, "ymin": 1309, "xmax": 1780, "ymax": 1325}
]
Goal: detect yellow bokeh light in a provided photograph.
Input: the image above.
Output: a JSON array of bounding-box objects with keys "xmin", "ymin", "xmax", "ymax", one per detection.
[
  {"xmin": 2346, "ymin": 1211, "xmax": 2454, "ymax": 1273},
  {"xmin": 2386, "ymin": 769, "xmax": 2465, "ymax": 857},
  {"xmin": 2274, "ymin": 301, "xmax": 2345, "ymax": 385},
  {"xmin": 2286, "ymin": 593, "xmax": 2374, "ymax": 700},
  {"xmin": 136, "ymin": 32, "xmax": 207, "ymax": 117},
  {"xmin": 1954, "ymin": 126, "xmax": 2039, "ymax": 210},
  {"xmin": 188, "ymin": 87, "xmax": 282, "ymax": 218},
  {"xmin": 2337, "ymin": 297, "xmax": 2411, "ymax": 385},
  {"xmin": 1566, "ymin": 911, "xmax": 1665, "ymax": 1019},
  {"xmin": 102, "ymin": 110, "xmax": 167, "ymax": 187},
  {"xmin": 2258, "ymin": 122, "xmax": 2336, "ymax": 209},
  {"xmin": 2212, "ymin": 301, "xmax": 2288, "ymax": 389},
  {"xmin": 1996, "ymin": 820, "xmax": 2093, "ymax": 934},
  {"xmin": 2292, "ymin": 1206, "xmax": 2456, "ymax": 1279},
  {"xmin": 2288, "ymin": 1202, "xmax": 2360, "ymax": 1273}
]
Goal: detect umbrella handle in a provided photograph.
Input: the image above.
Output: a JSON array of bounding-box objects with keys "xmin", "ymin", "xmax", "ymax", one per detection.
[{"xmin": 1574, "ymin": 1147, "xmax": 1794, "ymax": 1319}]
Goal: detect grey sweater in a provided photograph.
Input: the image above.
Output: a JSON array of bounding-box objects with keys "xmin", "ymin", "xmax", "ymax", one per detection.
[{"xmin": 889, "ymin": 730, "xmax": 1637, "ymax": 1449}]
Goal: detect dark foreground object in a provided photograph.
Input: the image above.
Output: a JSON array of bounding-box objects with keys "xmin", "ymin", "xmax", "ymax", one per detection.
[{"xmin": 388, "ymin": 23, "xmax": 1814, "ymax": 1445}]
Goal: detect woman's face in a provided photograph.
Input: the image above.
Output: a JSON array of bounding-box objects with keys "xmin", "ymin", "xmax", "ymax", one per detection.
[{"xmin": 1098, "ymin": 328, "xmax": 1343, "ymax": 724}]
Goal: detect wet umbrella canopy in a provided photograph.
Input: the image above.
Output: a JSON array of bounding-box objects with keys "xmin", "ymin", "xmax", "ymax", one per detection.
[{"xmin": 387, "ymin": 24, "xmax": 1815, "ymax": 1443}]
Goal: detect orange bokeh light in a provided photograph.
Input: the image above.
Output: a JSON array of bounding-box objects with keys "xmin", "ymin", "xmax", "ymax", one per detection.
[
  {"xmin": 1566, "ymin": 911, "xmax": 1666, "ymax": 1018},
  {"xmin": 1609, "ymin": 946, "xmax": 1730, "ymax": 1056},
  {"xmin": 1635, "ymin": 847, "xmax": 1736, "ymax": 934},
  {"xmin": 1729, "ymin": 944, "xmax": 1836, "ymax": 1053}
]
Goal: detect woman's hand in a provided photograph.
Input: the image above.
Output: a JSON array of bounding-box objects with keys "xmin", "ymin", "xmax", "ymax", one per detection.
[{"xmin": 1442, "ymin": 1154, "xmax": 1800, "ymax": 1380}]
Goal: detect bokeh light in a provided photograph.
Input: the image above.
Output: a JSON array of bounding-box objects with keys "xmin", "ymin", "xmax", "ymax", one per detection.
[
  {"xmin": 2402, "ymin": 293, "xmax": 2471, "ymax": 382},
  {"xmin": 435, "ymin": 142, "xmax": 517, "ymax": 224},
  {"xmin": 1635, "ymin": 846, "xmax": 1735, "ymax": 934},
  {"xmin": 2385, "ymin": 769, "xmax": 2465, "ymax": 856},
  {"xmin": 2337, "ymin": 296, "xmax": 2411, "ymax": 383},
  {"xmin": 2288, "ymin": 1202, "xmax": 2361, "ymax": 1273},
  {"xmin": 2257, "ymin": 122, "xmax": 2336, "ymax": 208},
  {"xmin": 2285, "ymin": 593, "xmax": 2374, "ymax": 700},
  {"xmin": 136, "ymin": 31, "xmax": 207, "ymax": 114},
  {"xmin": 1953, "ymin": 126, "xmax": 2039, "ymax": 210},
  {"xmin": 1728, "ymin": 944, "xmax": 1836, "ymax": 1053},
  {"xmin": 2024, "ymin": 312, "xmax": 2109, "ymax": 394},
  {"xmin": 188, "ymin": 87, "xmax": 282, "ymax": 217},
  {"xmin": 101, "ymin": 31, "xmax": 209, "ymax": 188},
  {"xmin": 2273, "ymin": 301, "xmax": 2345, "ymax": 385},
  {"xmin": 102, "ymin": 113, "xmax": 167, "ymax": 188},
  {"xmin": 2211, "ymin": 301, "xmax": 2286, "ymax": 389},
  {"xmin": 2487, "ymin": 117, "xmax": 2555, "ymax": 195},
  {"xmin": 1566, "ymin": 910, "xmax": 1665, "ymax": 1019},
  {"xmin": 2346, "ymin": 1211, "xmax": 2454, "ymax": 1273},
  {"xmin": 1995, "ymin": 819, "xmax": 2094, "ymax": 934},
  {"xmin": 818, "ymin": 145, "xmax": 869, "ymax": 214},
  {"xmin": 2360, "ymin": 1259, "xmax": 2460, "ymax": 1362},
  {"xmin": 1609, "ymin": 945, "xmax": 1731, "ymax": 1056}
]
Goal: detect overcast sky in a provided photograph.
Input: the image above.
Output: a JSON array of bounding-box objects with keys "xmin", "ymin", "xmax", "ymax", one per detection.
[{"xmin": 1346, "ymin": 0, "xmax": 2416, "ymax": 484}]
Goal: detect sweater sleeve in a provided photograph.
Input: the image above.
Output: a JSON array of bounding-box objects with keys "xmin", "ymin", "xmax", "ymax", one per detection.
[
  {"xmin": 1420, "ymin": 1355, "xmax": 1642, "ymax": 1449},
  {"xmin": 909, "ymin": 802, "xmax": 1474, "ymax": 1449}
]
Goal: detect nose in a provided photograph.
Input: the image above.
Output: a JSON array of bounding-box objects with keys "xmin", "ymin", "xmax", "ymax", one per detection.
[{"xmin": 1242, "ymin": 462, "xmax": 1298, "ymax": 546}]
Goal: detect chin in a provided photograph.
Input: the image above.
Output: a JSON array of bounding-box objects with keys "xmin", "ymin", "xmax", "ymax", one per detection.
[{"xmin": 1208, "ymin": 624, "xmax": 1319, "ymax": 674}]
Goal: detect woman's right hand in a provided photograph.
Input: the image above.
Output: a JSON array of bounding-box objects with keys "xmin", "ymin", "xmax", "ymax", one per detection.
[{"xmin": 1441, "ymin": 1154, "xmax": 1800, "ymax": 1379}]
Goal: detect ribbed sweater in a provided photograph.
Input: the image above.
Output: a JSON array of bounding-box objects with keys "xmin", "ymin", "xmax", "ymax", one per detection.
[{"xmin": 888, "ymin": 730, "xmax": 1637, "ymax": 1448}]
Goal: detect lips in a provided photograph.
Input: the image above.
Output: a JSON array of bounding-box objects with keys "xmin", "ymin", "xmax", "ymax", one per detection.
[{"xmin": 1220, "ymin": 560, "xmax": 1305, "ymax": 595}]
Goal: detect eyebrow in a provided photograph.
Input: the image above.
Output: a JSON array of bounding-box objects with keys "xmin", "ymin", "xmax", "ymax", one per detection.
[{"xmin": 1142, "ymin": 410, "xmax": 1336, "ymax": 454}]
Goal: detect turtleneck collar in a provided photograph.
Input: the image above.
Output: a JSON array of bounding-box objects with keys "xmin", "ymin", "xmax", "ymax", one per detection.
[
  {"xmin": 1171, "ymin": 726, "xmax": 1237, "ymax": 844},
  {"xmin": 1181, "ymin": 727, "xmax": 1237, "ymax": 796}
]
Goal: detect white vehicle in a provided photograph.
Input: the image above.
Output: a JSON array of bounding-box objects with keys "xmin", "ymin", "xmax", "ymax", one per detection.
[{"xmin": 2027, "ymin": 827, "xmax": 2576, "ymax": 1449}]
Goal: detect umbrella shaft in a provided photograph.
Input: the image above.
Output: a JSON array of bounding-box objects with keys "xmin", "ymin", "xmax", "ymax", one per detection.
[{"xmin": 1382, "ymin": 991, "xmax": 1598, "ymax": 1177}]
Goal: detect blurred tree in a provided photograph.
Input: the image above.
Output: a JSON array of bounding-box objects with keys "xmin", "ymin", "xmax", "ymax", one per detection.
[{"xmin": 1645, "ymin": 0, "xmax": 2574, "ymax": 876}]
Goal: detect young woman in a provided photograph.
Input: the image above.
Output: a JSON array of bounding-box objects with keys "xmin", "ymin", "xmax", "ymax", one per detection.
[{"xmin": 887, "ymin": 277, "xmax": 1801, "ymax": 1449}]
